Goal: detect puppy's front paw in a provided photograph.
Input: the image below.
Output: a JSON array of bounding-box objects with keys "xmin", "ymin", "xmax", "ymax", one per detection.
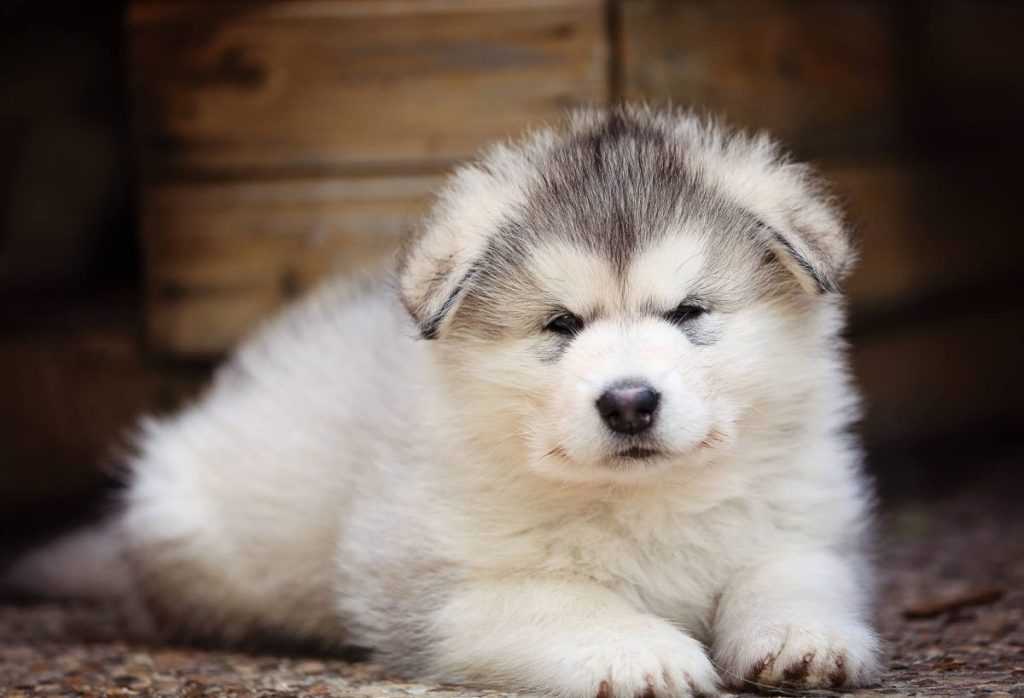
[
  {"xmin": 714, "ymin": 619, "xmax": 880, "ymax": 690},
  {"xmin": 551, "ymin": 621, "xmax": 719, "ymax": 697}
]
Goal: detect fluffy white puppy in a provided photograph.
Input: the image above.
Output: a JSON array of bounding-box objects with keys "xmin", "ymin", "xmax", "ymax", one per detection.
[{"xmin": 8, "ymin": 107, "xmax": 880, "ymax": 697}]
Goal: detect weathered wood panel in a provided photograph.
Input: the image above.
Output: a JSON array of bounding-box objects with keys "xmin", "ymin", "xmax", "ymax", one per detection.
[
  {"xmin": 144, "ymin": 174, "xmax": 442, "ymax": 355},
  {"xmin": 621, "ymin": 0, "xmax": 899, "ymax": 156},
  {"xmin": 0, "ymin": 318, "xmax": 205, "ymax": 510},
  {"xmin": 129, "ymin": 0, "xmax": 608, "ymax": 178},
  {"xmin": 852, "ymin": 301, "xmax": 1023, "ymax": 451},
  {"xmin": 826, "ymin": 160, "xmax": 1024, "ymax": 317}
]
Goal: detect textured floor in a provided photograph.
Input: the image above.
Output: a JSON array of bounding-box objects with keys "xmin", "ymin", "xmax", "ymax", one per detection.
[{"xmin": 1, "ymin": 495, "xmax": 1021, "ymax": 697}]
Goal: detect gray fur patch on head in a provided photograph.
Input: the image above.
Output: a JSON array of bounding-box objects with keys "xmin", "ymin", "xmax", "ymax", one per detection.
[
  {"xmin": 397, "ymin": 105, "xmax": 855, "ymax": 339},
  {"xmin": 519, "ymin": 112, "xmax": 697, "ymax": 271}
]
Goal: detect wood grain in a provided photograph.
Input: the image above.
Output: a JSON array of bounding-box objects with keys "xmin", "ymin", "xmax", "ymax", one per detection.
[
  {"xmin": 143, "ymin": 173, "xmax": 442, "ymax": 355},
  {"xmin": 129, "ymin": 0, "xmax": 608, "ymax": 178},
  {"xmin": 621, "ymin": 0, "xmax": 900, "ymax": 156},
  {"xmin": 826, "ymin": 159, "xmax": 1024, "ymax": 318},
  {"xmin": 0, "ymin": 319, "xmax": 204, "ymax": 509}
]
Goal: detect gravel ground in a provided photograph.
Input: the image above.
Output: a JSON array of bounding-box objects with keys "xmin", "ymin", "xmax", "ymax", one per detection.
[{"xmin": 1, "ymin": 495, "xmax": 1021, "ymax": 697}]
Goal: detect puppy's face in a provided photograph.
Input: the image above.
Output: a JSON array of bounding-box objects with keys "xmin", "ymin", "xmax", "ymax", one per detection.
[{"xmin": 399, "ymin": 110, "xmax": 852, "ymax": 485}]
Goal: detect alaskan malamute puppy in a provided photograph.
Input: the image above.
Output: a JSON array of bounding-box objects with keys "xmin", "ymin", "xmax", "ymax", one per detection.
[{"xmin": 8, "ymin": 107, "xmax": 880, "ymax": 696}]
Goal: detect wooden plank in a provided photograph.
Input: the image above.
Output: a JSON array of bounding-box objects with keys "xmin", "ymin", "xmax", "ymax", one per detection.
[
  {"xmin": 0, "ymin": 319, "xmax": 205, "ymax": 510},
  {"xmin": 129, "ymin": 0, "xmax": 608, "ymax": 178},
  {"xmin": 852, "ymin": 301, "xmax": 1024, "ymax": 450},
  {"xmin": 824, "ymin": 159, "xmax": 1024, "ymax": 318},
  {"xmin": 143, "ymin": 174, "xmax": 442, "ymax": 356},
  {"xmin": 621, "ymin": 0, "xmax": 899, "ymax": 156},
  {"xmin": 131, "ymin": 1, "xmax": 604, "ymax": 22}
]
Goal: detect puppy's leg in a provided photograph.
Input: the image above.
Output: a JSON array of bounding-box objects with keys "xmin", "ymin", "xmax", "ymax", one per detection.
[
  {"xmin": 711, "ymin": 550, "xmax": 880, "ymax": 690},
  {"xmin": 430, "ymin": 577, "xmax": 719, "ymax": 697}
]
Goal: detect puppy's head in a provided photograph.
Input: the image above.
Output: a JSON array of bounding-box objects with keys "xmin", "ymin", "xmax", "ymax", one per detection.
[{"xmin": 398, "ymin": 108, "xmax": 855, "ymax": 485}]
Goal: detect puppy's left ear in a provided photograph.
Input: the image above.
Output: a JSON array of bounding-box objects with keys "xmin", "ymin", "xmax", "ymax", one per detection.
[
  {"xmin": 702, "ymin": 133, "xmax": 855, "ymax": 294},
  {"xmin": 753, "ymin": 200, "xmax": 852, "ymax": 295}
]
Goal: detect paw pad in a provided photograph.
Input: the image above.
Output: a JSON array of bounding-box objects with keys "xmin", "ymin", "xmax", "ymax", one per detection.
[
  {"xmin": 828, "ymin": 656, "xmax": 848, "ymax": 687},
  {"xmin": 782, "ymin": 652, "xmax": 814, "ymax": 682},
  {"xmin": 745, "ymin": 653, "xmax": 776, "ymax": 684}
]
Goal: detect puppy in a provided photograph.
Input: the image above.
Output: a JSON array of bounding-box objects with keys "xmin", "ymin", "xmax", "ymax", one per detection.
[{"xmin": 7, "ymin": 107, "xmax": 880, "ymax": 696}]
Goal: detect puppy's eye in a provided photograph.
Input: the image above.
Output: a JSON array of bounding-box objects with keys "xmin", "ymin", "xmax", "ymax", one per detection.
[
  {"xmin": 544, "ymin": 312, "xmax": 584, "ymax": 337},
  {"xmin": 665, "ymin": 303, "xmax": 707, "ymax": 326}
]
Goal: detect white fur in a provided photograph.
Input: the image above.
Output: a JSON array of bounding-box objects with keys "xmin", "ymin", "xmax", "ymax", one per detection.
[{"xmin": 8, "ymin": 108, "xmax": 880, "ymax": 697}]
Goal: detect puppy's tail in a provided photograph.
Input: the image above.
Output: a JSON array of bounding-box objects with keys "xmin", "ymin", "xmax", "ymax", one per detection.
[{"xmin": 2, "ymin": 518, "xmax": 132, "ymax": 601}]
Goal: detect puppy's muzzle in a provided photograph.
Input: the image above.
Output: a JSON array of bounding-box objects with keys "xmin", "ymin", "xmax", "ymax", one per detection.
[{"xmin": 596, "ymin": 382, "xmax": 660, "ymax": 435}]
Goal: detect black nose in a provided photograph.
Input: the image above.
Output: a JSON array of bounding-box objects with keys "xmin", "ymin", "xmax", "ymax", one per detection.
[{"xmin": 596, "ymin": 383, "xmax": 660, "ymax": 435}]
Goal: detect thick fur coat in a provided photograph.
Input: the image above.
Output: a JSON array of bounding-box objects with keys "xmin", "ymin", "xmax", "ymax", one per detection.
[{"xmin": 8, "ymin": 107, "xmax": 880, "ymax": 697}]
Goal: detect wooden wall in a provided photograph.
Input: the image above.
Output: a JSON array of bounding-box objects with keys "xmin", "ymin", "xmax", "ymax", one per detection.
[
  {"xmin": 128, "ymin": 1, "xmax": 1024, "ymax": 480},
  {"xmin": 130, "ymin": 0, "xmax": 609, "ymax": 354},
  {"xmin": 2, "ymin": 1, "xmax": 1021, "ymax": 517}
]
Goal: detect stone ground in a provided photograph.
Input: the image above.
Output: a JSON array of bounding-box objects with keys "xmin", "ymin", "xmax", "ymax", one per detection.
[{"xmin": 1, "ymin": 494, "xmax": 1021, "ymax": 697}]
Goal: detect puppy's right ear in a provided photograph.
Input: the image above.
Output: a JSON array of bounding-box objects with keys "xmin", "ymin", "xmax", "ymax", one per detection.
[
  {"xmin": 397, "ymin": 161, "xmax": 524, "ymax": 339},
  {"xmin": 399, "ymin": 254, "xmax": 479, "ymax": 340}
]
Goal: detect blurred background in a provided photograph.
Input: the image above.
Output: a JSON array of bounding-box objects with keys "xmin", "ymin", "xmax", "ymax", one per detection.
[{"xmin": 1, "ymin": 0, "xmax": 1022, "ymax": 543}]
